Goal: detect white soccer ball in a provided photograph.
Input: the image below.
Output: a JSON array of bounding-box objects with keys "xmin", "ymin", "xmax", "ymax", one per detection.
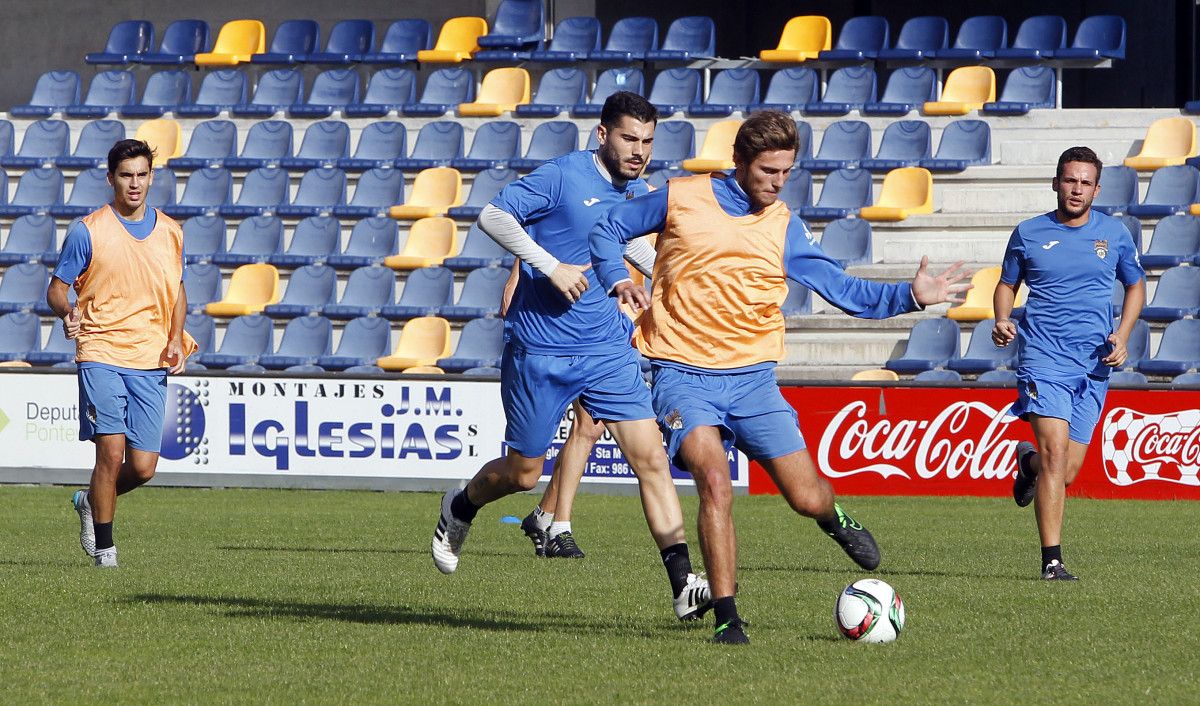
[{"xmin": 835, "ymin": 578, "xmax": 905, "ymax": 643}]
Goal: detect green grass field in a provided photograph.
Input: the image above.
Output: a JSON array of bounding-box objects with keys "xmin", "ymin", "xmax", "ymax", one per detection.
[{"xmin": 1, "ymin": 486, "xmax": 1196, "ymax": 704}]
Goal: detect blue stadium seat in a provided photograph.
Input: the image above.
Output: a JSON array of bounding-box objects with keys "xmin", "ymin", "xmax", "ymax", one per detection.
[
  {"xmin": 819, "ymin": 16, "xmax": 889, "ymax": 61},
  {"xmin": 994, "ymin": 15, "xmax": 1066, "ymax": 60},
  {"xmin": 318, "ymin": 315, "xmax": 393, "ymax": 370},
  {"xmin": 290, "ymin": 69, "xmax": 360, "ymax": 118},
  {"xmin": 1172, "ymin": 371, "xmax": 1200, "ymax": 386},
  {"xmin": 509, "ymin": 122, "xmax": 578, "ymax": 171},
  {"xmin": 819, "ymin": 217, "xmax": 872, "ymax": 266},
  {"xmin": 781, "ymin": 281, "xmax": 812, "ymax": 317},
  {"xmin": 644, "ymin": 16, "xmax": 715, "ymax": 61},
  {"xmin": 231, "ymin": 69, "xmax": 305, "ymax": 117},
  {"xmin": 323, "ymin": 266, "xmax": 396, "ymax": 320},
  {"xmin": 280, "ymin": 121, "xmax": 351, "ymax": 170},
  {"xmin": 452, "ymin": 122, "xmax": 522, "ymax": 170},
  {"xmin": 197, "ymin": 313, "xmax": 273, "ymax": 367},
  {"xmin": 947, "ymin": 319, "xmax": 1017, "ymax": 373},
  {"xmin": 168, "ymin": 120, "xmax": 237, "ymax": 170},
  {"xmin": 920, "ymin": 120, "xmax": 991, "ymax": 171},
  {"xmin": 1051, "ymin": 15, "xmax": 1126, "ymax": 60},
  {"xmin": 359, "ymin": 19, "xmax": 431, "ymax": 63},
  {"xmin": 25, "ymin": 321, "xmax": 76, "ymax": 366},
  {"xmin": 284, "ymin": 364, "xmax": 325, "ymax": 373},
  {"xmin": 343, "ymin": 364, "xmax": 385, "ymax": 374},
  {"xmin": 1127, "ymin": 165, "xmax": 1200, "ymax": 218},
  {"xmin": 877, "ymin": 16, "xmax": 948, "ymax": 60},
  {"xmin": 928, "ymin": 16, "xmax": 1007, "ymax": 60},
  {"xmin": 0, "ymin": 262, "xmax": 48, "ymax": 313},
  {"xmin": 1092, "ymin": 165, "xmax": 1138, "ymax": 215},
  {"xmin": 271, "ymin": 216, "xmax": 340, "ymax": 267},
  {"xmin": 336, "ymin": 122, "xmax": 406, "ymax": 173},
  {"xmin": 572, "ymin": 68, "xmax": 644, "ymax": 117},
  {"xmin": 448, "ymin": 167, "xmax": 518, "ymax": 218},
  {"xmin": 478, "ymin": 0, "xmax": 545, "ymax": 51},
  {"xmin": 982, "ymin": 66, "xmax": 1056, "ymax": 116},
  {"xmin": 460, "ymin": 366, "xmax": 498, "ymax": 377},
  {"xmin": 885, "ymin": 317, "xmax": 960, "ymax": 374},
  {"xmin": 646, "ymin": 121, "xmax": 695, "ymax": 171},
  {"xmin": 211, "ymin": 216, "xmax": 283, "ymax": 266},
  {"xmin": 403, "ymin": 68, "xmax": 475, "ymax": 117},
  {"xmin": 183, "ymin": 313, "xmax": 216, "ymax": 358},
  {"xmin": 251, "ymin": 20, "xmax": 321, "ymax": 65},
  {"xmin": 438, "ymin": 317, "xmax": 505, "ymax": 371},
  {"xmin": 977, "ymin": 369, "xmax": 1017, "ymax": 384},
  {"xmin": 138, "ymin": 19, "xmax": 210, "ymax": 65},
  {"xmin": 798, "ymin": 168, "xmax": 872, "ymax": 220},
  {"xmin": 1118, "ymin": 214, "xmax": 1143, "ymax": 251},
  {"xmin": 1142, "ymin": 215, "xmax": 1200, "ymax": 268},
  {"xmin": 175, "ymin": 69, "xmax": 248, "ymax": 117},
  {"xmin": 444, "ymin": 222, "xmax": 516, "ymax": 270},
  {"xmin": 306, "ymin": 19, "xmax": 375, "ymax": 64},
  {"xmin": 146, "ymin": 167, "xmax": 176, "ymax": 209},
  {"xmin": 327, "ymin": 217, "xmax": 399, "ymax": 268},
  {"xmin": 862, "ymin": 67, "xmax": 936, "ymax": 115},
  {"xmin": 516, "ymin": 68, "xmax": 588, "ymax": 117},
  {"xmin": 590, "ymin": 17, "xmax": 657, "ymax": 61},
  {"xmin": 344, "ymin": 69, "xmax": 418, "ymax": 117},
  {"xmin": 438, "ymin": 266, "xmax": 508, "ymax": 319},
  {"xmin": 65, "ymin": 70, "xmax": 136, "ymax": 118},
  {"xmin": 530, "ymin": 17, "xmax": 601, "ymax": 61},
  {"xmin": 57, "ymin": 120, "xmax": 125, "ymax": 169},
  {"xmin": 220, "ymin": 167, "xmax": 288, "ymax": 218},
  {"xmin": 0, "ymin": 215, "xmax": 55, "ymax": 266},
  {"xmin": 1140, "ymin": 266, "xmax": 1200, "ymax": 321},
  {"xmin": 11, "ymin": 71, "xmax": 81, "ymax": 117},
  {"xmin": 51, "ymin": 168, "xmax": 112, "ymax": 218},
  {"xmin": 262, "ymin": 266, "xmax": 337, "ymax": 319},
  {"xmin": 778, "ymin": 168, "xmax": 812, "ymax": 211},
  {"xmin": 914, "ymin": 369, "xmax": 962, "ymax": 383},
  {"xmin": 224, "ymin": 120, "xmax": 293, "ymax": 170},
  {"xmin": 182, "ymin": 215, "xmax": 226, "ymax": 264},
  {"xmin": 182, "ymin": 262, "xmax": 220, "ymax": 313},
  {"xmin": 86, "ymin": 20, "xmax": 155, "ymax": 64},
  {"xmin": 395, "ymin": 121, "xmax": 464, "ymax": 170},
  {"xmin": 0, "ymin": 168, "xmax": 63, "ymax": 217},
  {"xmin": 334, "ymin": 167, "xmax": 404, "ymax": 218},
  {"xmin": 1137, "ymin": 319, "xmax": 1200, "ymax": 376},
  {"xmin": 277, "ymin": 167, "xmax": 346, "ymax": 218},
  {"xmin": 861, "ymin": 120, "xmax": 931, "ymax": 172},
  {"xmin": 799, "ymin": 121, "xmax": 871, "ymax": 171},
  {"xmin": 750, "ymin": 68, "xmax": 818, "ymax": 113},
  {"xmin": 794, "ymin": 120, "xmax": 815, "ymax": 162},
  {"xmin": 2, "ymin": 119, "xmax": 70, "ymax": 168},
  {"xmin": 1119, "ymin": 319, "xmax": 1151, "ymax": 369},
  {"xmin": 1108, "ymin": 370, "xmax": 1148, "ymax": 387},
  {"xmin": 805, "ymin": 66, "xmax": 876, "ymax": 115},
  {"xmin": 381, "ymin": 266, "xmax": 454, "ymax": 319},
  {"xmin": 648, "ymin": 68, "xmax": 702, "ymax": 116},
  {"xmin": 690, "ymin": 69, "xmax": 760, "ymax": 117},
  {"xmin": 163, "ymin": 167, "xmax": 232, "ymax": 218},
  {"xmin": 0, "ymin": 312, "xmax": 39, "ymax": 362},
  {"xmin": 121, "ymin": 69, "xmax": 191, "ymax": 117}
]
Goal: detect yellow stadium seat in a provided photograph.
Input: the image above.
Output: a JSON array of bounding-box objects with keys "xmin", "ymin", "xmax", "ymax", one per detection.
[
  {"xmin": 389, "ymin": 168, "xmax": 463, "ymax": 219},
  {"xmin": 1124, "ymin": 117, "xmax": 1198, "ymax": 170},
  {"xmin": 458, "ymin": 67, "xmax": 530, "ymax": 116},
  {"xmin": 418, "ymin": 17, "xmax": 488, "ymax": 63},
  {"xmin": 205, "ymin": 263, "xmax": 281, "ymax": 317},
  {"xmin": 851, "ymin": 368, "xmax": 899, "ymax": 382},
  {"xmin": 377, "ymin": 317, "xmax": 453, "ymax": 370},
  {"xmin": 402, "ymin": 365, "xmax": 445, "ymax": 374},
  {"xmin": 194, "ymin": 20, "xmax": 266, "ymax": 66},
  {"xmin": 759, "ymin": 16, "xmax": 831, "ymax": 62},
  {"xmin": 947, "ymin": 266, "xmax": 1001, "ymax": 321},
  {"xmin": 682, "ymin": 120, "xmax": 743, "ymax": 173},
  {"xmin": 384, "ymin": 217, "xmax": 459, "ymax": 269},
  {"xmin": 0, "ymin": 360, "xmax": 31, "ymax": 367},
  {"xmin": 860, "ymin": 167, "xmax": 934, "ymax": 221},
  {"xmin": 923, "ymin": 66, "xmax": 995, "ymax": 116},
  {"xmin": 135, "ymin": 119, "xmax": 183, "ymax": 159}
]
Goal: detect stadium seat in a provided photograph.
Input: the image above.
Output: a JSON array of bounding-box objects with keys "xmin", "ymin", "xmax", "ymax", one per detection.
[
  {"xmin": 205, "ymin": 263, "xmax": 281, "ymax": 317},
  {"xmin": 175, "ymin": 70, "xmax": 248, "ymax": 118},
  {"xmin": 50, "ymin": 120, "xmax": 122, "ymax": 170},
  {"xmin": 0, "ymin": 312, "xmax": 39, "ymax": 362},
  {"xmin": 231, "ymin": 69, "xmax": 305, "ymax": 117},
  {"xmin": 927, "ymin": 16, "xmax": 1007, "ymax": 60},
  {"xmin": 459, "ymin": 67, "xmax": 530, "ymax": 117},
  {"xmin": 450, "ymin": 122, "xmax": 521, "ymax": 172},
  {"xmin": 851, "ymin": 368, "xmax": 899, "ymax": 382},
  {"xmin": 121, "ymin": 70, "xmax": 191, "ymax": 117},
  {"xmin": 219, "ymin": 167, "xmax": 288, "ymax": 217},
  {"xmin": 799, "ymin": 120, "xmax": 871, "ymax": 171},
  {"xmin": 0, "ymin": 263, "xmax": 49, "ymax": 313},
  {"xmin": 819, "ymin": 16, "xmax": 889, "ymax": 61},
  {"xmin": 798, "ymin": 168, "xmax": 872, "ymax": 220},
  {"xmin": 977, "ymin": 369, "xmax": 1017, "ymax": 384},
  {"xmin": 377, "ymin": 316, "xmax": 453, "ymax": 370},
  {"xmin": 338, "ymin": 122, "xmax": 407, "ymax": 173},
  {"xmin": 1, "ymin": 119, "xmax": 70, "ymax": 168},
  {"xmin": 277, "ymin": 167, "xmax": 346, "ymax": 218},
  {"xmin": 403, "ymin": 68, "xmax": 476, "ymax": 116},
  {"xmin": 270, "ymin": 216, "xmax": 339, "ymax": 267},
  {"xmin": 388, "ymin": 168, "xmax": 463, "ymax": 219},
  {"xmin": 947, "ymin": 267, "xmax": 1001, "ymax": 321},
  {"xmin": 861, "ymin": 120, "xmax": 931, "ymax": 172},
  {"xmin": 982, "ymin": 66, "xmax": 1056, "ymax": 116},
  {"xmin": 463, "ymin": 366, "xmax": 501, "ymax": 377},
  {"xmin": 914, "ymin": 369, "xmax": 962, "ymax": 383},
  {"xmin": 1125, "ymin": 117, "xmax": 1197, "ymax": 170},
  {"xmin": 648, "ymin": 68, "xmax": 703, "ymax": 117},
  {"xmin": 359, "ymin": 19, "xmax": 432, "ymax": 63},
  {"xmin": 923, "ymin": 66, "xmax": 994, "ymax": 115},
  {"xmin": 818, "ymin": 217, "xmax": 872, "ymax": 266},
  {"xmin": 805, "ymin": 66, "xmax": 877, "ymax": 115},
  {"xmin": 438, "ymin": 266, "xmax": 507, "ymax": 319},
  {"xmin": 530, "ymin": 17, "xmax": 600, "ymax": 62},
  {"xmin": 516, "ymin": 68, "xmax": 588, "ymax": 117},
  {"xmin": 168, "ymin": 120, "xmax": 237, "ymax": 170},
  {"xmin": 510, "ymin": 122, "xmax": 578, "ymax": 171},
  {"xmin": 197, "ymin": 313, "xmax": 273, "ymax": 367},
  {"xmin": 334, "ymin": 167, "xmax": 404, "ymax": 219},
  {"xmin": 382, "ymin": 266, "xmax": 454, "ymax": 319},
  {"xmin": 590, "ymin": 16, "xmax": 658, "ymax": 62},
  {"xmin": 573, "ymin": 68, "xmax": 644, "ymax": 117},
  {"xmin": 183, "ymin": 262, "xmax": 221, "ymax": 312},
  {"xmin": 51, "ymin": 168, "xmax": 112, "ymax": 218},
  {"xmin": 781, "ymin": 280, "xmax": 812, "ymax": 317},
  {"xmin": 689, "ymin": 69, "xmax": 760, "ymax": 117},
  {"xmin": 860, "ymin": 167, "xmax": 933, "ymax": 222},
  {"xmin": 778, "ymin": 168, "xmax": 813, "ymax": 211},
  {"xmin": 290, "ymin": 69, "xmax": 360, "ymax": 118},
  {"xmin": 251, "ymin": 20, "xmax": 321, "ymax": 65},
  {"xmin": 279, "ymin": 121, "xmax": 351, "ymax": 170},
  {"xmin": 474, "ymin": 0, "xmax": 544, "ymax": 60},
  {"xmin": 1108, "ymin": 369, "xmax": 1148, "ymax": 387},
  {"xmin": 1051, "ymin": 15, "xmax": 1126, "ymax": 60},
  {"xmin": 306, "ymin": 19, "xmax": 375, "ymax": 64},
  {"xmin": 343, "ymin": 69, "xmax": 418, "ymax": 118},
  {"xmin": 750, "ymin": 68, "xmax": 819, "ymax": 113},
  {"xmin": 11, "ymin": 70, "xmax": 81, "ymax": 117},
  {"xmin": 920, "ymin": 120, "xmax": 992, "ymax": 171},
  {"xmin": 444, "ymin": 222, "xmax": 515, "ymax": 270},
  {"xmin": 876, "ymin": 16, "xmax": 948, "ymax": 60},
  {"xmin": 1172, "ymin": 371, "xmax": 1200, "ymax": 386},
  {"xmin": 0, "ymin": 168, "xmax": 63, "ymax": 217},
  {"xmin": 224, "ymin": 120, "xmax": 293, "ymax": 170},
  {"xmin": 25, "ymin": 321, "xmax": 77, "ymax": 365},
  {"xmin": 448, "ymin": 167, "xmax": 518, "ymax": 218},
  {"xmin": 1118, "ymin": 214, "xmax": 1144, "ymax": 251},
  {"xmin": 646, "ymin": 121, "xmax": 695, "ymax": 171},
  {"xmin": 947, "ymin": 319, "xmax": 1017, "ymax": 373},
  {"xmin": 262, "ymin": 265, "xmax": 337, "ymax": 318},
  {"xmin": 1120, "ymin": 318, "xmax": 1151, "ymax": 369},
  {"xmin": 146, "ymin": 167, "xmax": 176, "ymax": 210},
  {"xmin": 993, "ymin": 15, "xmax": 1066, "ymax": 60},
  {"xmin": 438, "ymin": 317, "xmax": 505, "ymax": 371},
  {"xmin": 1128, "ymin": 165, "xmax": 1200, "ymax": 217},
  {"xmin": 327, "ymin": 217, "xmax": 399, "ymax": 269},
  {"xmin": 645, "ymin": 16, "xmax": 715, "ymax": 61},
  {"xmin": 86, "ymin": 20, "xmax": 155, "ymax": 64},
  {"xmin": 137, "ymin": 19, "xmax": 209, "ymax": 64},
  {"xmin": 682, "ymin": 120, "xmax": 742, "ymax": 173},
  {"xmin": 760, "ymin": 16, "xmax": 831, "ymax": 62},
  {"xmin": 395, "ymin": 121, "xmax": 465, "ymax": 170},
  {"xmin": 1091, "ymin": 165, "xmax": 1138, "ymax": 215},
  {"xmin": 403, "ymin": 365, "xmax": 444, "ymax": 374},
  {"xmin": 419, "ymin": 17, "xmax": 488, "ymax": 63},
  {"xmin": 793, "ymin": 120, "xmax": 815, "ymax": 162},
  {"xmin": 212, "ymin": 216, "xmax": 283, "ymax": 266},
  {"xmin": 0, "ymin": 215, "xmax": 55, "ymax": 266},
  {"xmin": 885, "ymin": 318, "xmax": 959, "ymax": 374},
  {"xmin": 182, "ymin": 215, "xmax": 226, "ymax": 264},
  {"xmin": 1140, "ymin": 265, "xmax": 1200, "ymax": 321},
  {"xmin": 1142, "ymin": 215, "xmax": 1200, "ymax": 268},
  {"xmin": 194, "ymin": 19, "xmax": 265, "ymax": 66},
  {"xmin": 1137, "ymin": 319, "xmax": 1200, "ymax": 376},
  {"xmin": 134, "ymin": 119, "xmax": 183, "ymax": 160},
  {"xmin": 320, "ymin": 266, "xmax": 394, "ymax": 320},
  {"xmin": 862, "ymin": 67, "xmax": 937, "ymax": 116},
  {"xmin": 65, "ymin": 70, "xmax": 136, "ymax": 118},
  {"xmin": 317, "ymin": 315, "xmax": 394, "ymax": 370},
  {"xmin": 385, "ymin": 217, "xmax": 459, "ymax": 268}
]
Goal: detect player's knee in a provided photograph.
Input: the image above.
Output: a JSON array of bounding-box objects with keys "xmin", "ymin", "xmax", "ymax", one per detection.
[
  {"xmin": 788, "ymin": 480, "xmax": 833, "ymax": 517},
  {"xmin": 575, "ymin": 421, "xmax": 605, "ymax": 446},
  {"xmin": 132, "ymin": 463, "xmax": 156, "ymax": 484},
  {"xmin": 693, "ymin": 465, "xmax": 733, "ymax": 502},
  {"xmin": 95, "ymin": 447, "xmax": 123, "ymax": 473},
  {"xmin": 506, "ymin": 455, "xmax": 545, "ymax": 492}
]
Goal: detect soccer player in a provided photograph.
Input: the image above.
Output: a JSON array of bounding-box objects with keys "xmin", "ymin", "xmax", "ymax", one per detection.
[
  {"xmin": 590, "ymin": 111, "xmax": 970, "ymax": 644},
  {"xmin": 48, "ymin": 139, "xmax": 195, "ymax": 568},
  {"xmin": 431, "ymin": 92, "xmax": 712, "ymax": 620},
  {"xmin": 992, "ymin": 146, "xmax": 1145, "ymax": 581}
]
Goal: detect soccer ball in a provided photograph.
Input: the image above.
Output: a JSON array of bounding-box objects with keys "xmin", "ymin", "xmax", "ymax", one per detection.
[{"xmin": 835, "ymin": 578, "xmax": 905, "ymax": 643}]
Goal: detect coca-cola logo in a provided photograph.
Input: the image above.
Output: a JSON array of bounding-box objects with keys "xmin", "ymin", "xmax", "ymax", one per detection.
[{"xmin": 1101, "ymin": 408, "xmax": 1200, "ymax": 486}]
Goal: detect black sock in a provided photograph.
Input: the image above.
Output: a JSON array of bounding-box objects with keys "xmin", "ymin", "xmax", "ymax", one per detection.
[
  {"xmin": 816, "ymin": 512, "xmax": 840, "ymax": 533},
  {"xmin": 450, "ymin": 487, "xmax": 480, "ymax": 523},
  {"xmin": 660, "ymin": 543, "xmax": 693, "ymax": 596},
  {"xmin": 713, "ymin": 596, "xmax": 739, "ymax": 626},
  {"xmin": 94, "ymin": 521, "xmax": 114, "ymax": 551},
  {"xmin": 1041, "ymin": 545, "xmax": 1062, "ymax": 568}
]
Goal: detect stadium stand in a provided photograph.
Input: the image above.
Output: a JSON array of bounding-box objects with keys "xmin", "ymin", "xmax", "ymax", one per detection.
[
  {"xmin": 11, "ymin": 71, "xmax": 80, "ymax": 118},
  {"xmin": 861, "ymin": 67, "xmax": 935, "ymax": 115},
  {"xmin": 1173, "ymin": 372, "xmax": 1200, "ymax": 386},
  {"xmin": 914, "ymin": 369, "xmax": 962, "ymax": 382},
  {"xmin": 1054, "ymin": 15, "xmax": 1125, "ymax": 59},
  {"xmin": 134, "ymin": 119, "xmax": 182, "ymax": 160},
  {"xmin": 66, "ymin": 69, "xmax": 135, "ymax": 117},
  {"xmin": 404, "ymin": 68, "xmax": 476, "ymax": 116},
  {"xmin": 648, "ymin": 68, "xmax": 702, "ymax": 117},
  {"xmin": 56, "ymin": 120, "xmax": 124, "ymax": 169},
  {"xmin": 183, "ymin": 263, "xmax": 221, "ymax": 312},
  {"xmin": 444, "ymin": 222, "xmax": 515, "ymax": 270},
  {"xmin": 182, "ymin": 215, "xmax": 226, "ymax": 264},
  {"xmin": 1091, "ymin": 165, "xmax": 1138, "ymax": 215},
  {"xmin": 777, "ymin": 168, "xmax": 812, "ymax": 211},
  {"xmin": 26, "ymin": 321, "xmax": 77, "ymax": 366},
  {"xmin": 851, "ymin": 368, "xmax": 899, "ymax": 381},
  {"xmin": 0, "ymin": 312, "xmax": 39, "ymax": 362},
  {"xmin": 947, "ymin": 267, "xmax": 1001, "ymax": 321},
  {"xmin": 169, "ymin": 120, "xmax": 237, "ymax": 170},
  {"xmin": 0, "ymin": 168, "xmax": 63, "ymax": 217},
  {"xmin": 121, "ymin": 69, "xmax": 190, "ymax": 117},
  {"xmin": 750, "ymin": 68, "xmax": 819, "ymax": 113},
  {"xmin": 377, "ymin": 316, "xmax": 453, "ymax": 371},
  {"xmin": 277, "ymin": 167, "xmax": 346, "ymax": 217},
  {"xmin": 781, "ymin": 281, "xmax": 812, "ymax": 317},
  {"xmin": 52, "ymin": 168, "xmax": 112, "ymax": 218},
  {"xmin": 977, "ymin": 370, "xmax": 1018, "ymax": 384},
  {"xmin": 86, "ymin": 20, "xmax": 155, "ymax": 64},
  {"xmin": 452, "ymin": 122, "xmax": 521, "ymax": 171},
  {"xmin": 396, "ymin": 121, "xmax": 464, "ymax": 170},
  {"xmin": 1108, "ymin": 370, "xmax": 1148, "ymax": 387},
  {"xmin": 646, "ymin": 121, "xmax": 695, "ymax": 171},
  {"xmin": 0, "ymin": 262, "xmax": 48, "ymax": 312}
]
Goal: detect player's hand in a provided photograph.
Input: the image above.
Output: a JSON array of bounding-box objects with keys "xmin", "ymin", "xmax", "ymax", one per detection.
[
  {"xmin": 165, "ymin": 338, "xmax": 187, "ymax": 375},
  {"xmin": 911, "ymin": 257, "xmax": 972, "ymax": 306},
  {"xmin": 499, "ymin": 275, "xmax": 519, "ymax": 318},
  {"xmin": 62, "ymin": 307, "xmax": 82, "ymax": 339},
  {"xmin": 1103, "ymin": 331, "xmax": 1129, "ymax": 368},
  {"xmin": 613, "ymin": 280, "xmax": 650, "ymax": 312},
  {"xmin": 548, "ymin": 263, "xmax": 591, "ymax": 303},
  {"xmin": 991, "ymin": 319, "xmax": 1017, "ymax": 347}
]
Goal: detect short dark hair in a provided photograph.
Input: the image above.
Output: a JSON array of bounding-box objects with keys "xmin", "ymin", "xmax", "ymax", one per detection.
[
  {"xmin": 733, "ymin": 110, "xmax": 798, "ymax": 164},
  {"xmin": 107, "ymin": 139, "xmax": 155, "ymax": 174},
  {"xmin": 1056, "ymin": 146, "xmax": 1102, "ymax": 180},
  {"xmin": 600, "ymin": 91, "xmax": 658, "ymax": 128}
]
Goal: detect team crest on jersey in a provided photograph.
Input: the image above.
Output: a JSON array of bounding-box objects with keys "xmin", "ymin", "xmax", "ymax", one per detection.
[
  {"xmin": 664, "ymin": 409, "xmax": 684, "ymax": 430},
  {"xmin": 1094, "ymin": 240, "xmax": 1108, "ymax": 259}
]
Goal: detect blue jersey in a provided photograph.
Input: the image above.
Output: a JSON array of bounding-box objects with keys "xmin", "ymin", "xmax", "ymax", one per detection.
[
  {"xmin": 490, "ymin": 150, "xmax": 650, "ymax": 355},
  {"xmin": 1000, "ymin": 210, "xmax": 1144, "ymax": 377}
]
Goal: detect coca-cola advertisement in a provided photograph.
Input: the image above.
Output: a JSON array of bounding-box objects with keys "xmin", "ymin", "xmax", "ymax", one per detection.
[{"xmin": 747, "ymin": 386, "xmax": 1200, "ymax": 501}]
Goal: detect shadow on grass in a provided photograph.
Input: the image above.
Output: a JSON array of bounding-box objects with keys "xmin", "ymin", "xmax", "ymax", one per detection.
[
  {"xmin": 217, "ymin": 544, "xmax": 527, "ymax": 559},
  {"xmin": 741, "ymin": 563, "xmax": 1026, "ymax": 581}
]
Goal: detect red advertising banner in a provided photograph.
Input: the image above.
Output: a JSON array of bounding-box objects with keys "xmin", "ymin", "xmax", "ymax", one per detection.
[{"xmin": 748, "ymin": 386, "xmax": 1200, "ymax": 501}]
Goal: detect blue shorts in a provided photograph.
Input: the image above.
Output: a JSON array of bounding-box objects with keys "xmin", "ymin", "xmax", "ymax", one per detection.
[
  {"xmin": 1010, "ymin": 369, "xmax": 1109, "ymax": 444},
  {"xmin": 78, "ymin": 365, "xmax": 168, "ymax": 452},
  {"xmin": 501, "ymin": 344, "xmax": 654, "ymax": 457},
  {"xmin": 650, "ymin": 365, "xmax": 805, "ymax": 466}
]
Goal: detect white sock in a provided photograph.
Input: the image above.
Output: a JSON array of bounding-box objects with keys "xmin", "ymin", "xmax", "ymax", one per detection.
[
  {"xmin": 549, "ymin": 521, "xmax": 572, "ymax": 538},
  {"xmin": 532, "ymin": 506, "xmax": 553, "ymax": 531}
]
